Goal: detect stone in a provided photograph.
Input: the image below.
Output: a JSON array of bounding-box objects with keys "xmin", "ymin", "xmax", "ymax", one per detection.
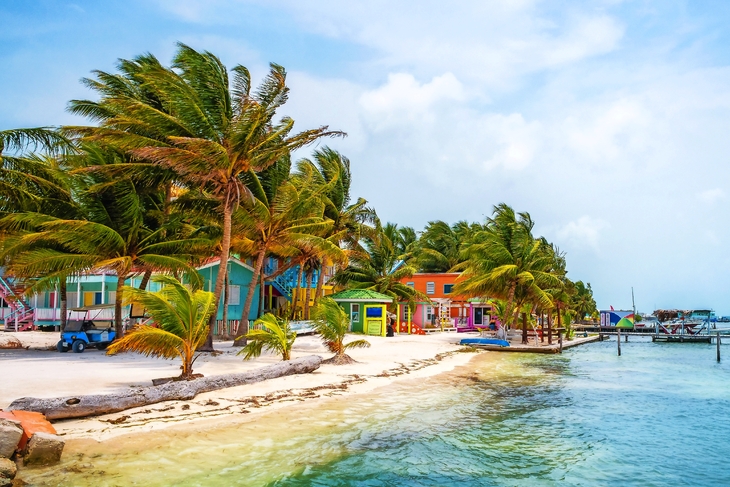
[
  {"xmin": 22, "ymin": 433, "xmax": 64, "ymax": 466},
  {"xmin": 0, "ymin": 457, "xmax": 16, "ymax": 480},
  {"xmin": 0, "ymin": 420, "xmax": 22, "ymax": 459}
]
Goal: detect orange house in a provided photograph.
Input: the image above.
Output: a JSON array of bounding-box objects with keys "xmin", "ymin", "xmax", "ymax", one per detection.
[{"xmin": 399, "ymin": 273, "xmax": 492, "ymax": 331}]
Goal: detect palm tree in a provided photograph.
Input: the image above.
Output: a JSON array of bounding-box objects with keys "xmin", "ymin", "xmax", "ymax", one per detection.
[
  {"xmin": 332, "ymin": 222, "xmax": 426, "ymax": 309},
  {"xmin": 414, "ymin": 220, "xmax": 475, "ymax": 273},
  {"xmin": 106, "ymin": 276, "xmax": 214, "ymax": 380},
  {"xmin": 453, "ymin": 204, "xmax": 559, "ymax": 343},
  {"xmin": 0, "ymin": 150, "xmax": 206, "ymax": 338},
  {"xmin": 231, "ymin": 163, "xmax": 344, "ymax": 345},
  {"xmin": 312, "ymin": 297, "xmax": 370, "ymax": 364},
  {"xmin": 293, "ymin": 147, "xmax": 375, "ymax": 306},
  {"xmin": 238, "ymin": 313, "xmax": 296, "ymax": 361},
  {"xmin": 0, "ymin": 146, "xmax": 80, "ymax": 331},
  {"xmin": 68, "ymin": 43, "xmax": 343, "ymax": 348},
  {"xmin": 571, "ymin": 281, "xmax": 597, "ymax": 320}
]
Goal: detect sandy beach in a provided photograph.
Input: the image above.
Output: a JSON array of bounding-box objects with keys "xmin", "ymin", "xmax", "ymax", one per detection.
[{"xmin": 0, "ymin": 331, "xmax": 478, "ymax": 444}]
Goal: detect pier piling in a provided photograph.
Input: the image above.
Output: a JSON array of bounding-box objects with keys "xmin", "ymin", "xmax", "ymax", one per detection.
[
  {"xmin": 718, "ymin": 332, "xmax": 721, "ymax": 363},
  {"xmin": 617, "ymin": 328, "xmax": 621, "ymax": 356}
]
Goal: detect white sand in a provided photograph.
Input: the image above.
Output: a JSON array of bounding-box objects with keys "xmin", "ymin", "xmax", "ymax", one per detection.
[{"xmin": 0, "ymin": 330, "xmax": 479, "ymax": 442}]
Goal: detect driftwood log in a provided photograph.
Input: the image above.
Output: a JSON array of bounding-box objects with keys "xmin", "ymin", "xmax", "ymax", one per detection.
[{"xmin": 9, "ymin": 355, "xmax": 323, "ymax": 421}]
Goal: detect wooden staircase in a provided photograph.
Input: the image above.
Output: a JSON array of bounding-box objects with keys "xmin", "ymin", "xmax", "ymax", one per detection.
[{"xmin": 0, "ymin": 275, "xmax": 35, "ymax": 332}]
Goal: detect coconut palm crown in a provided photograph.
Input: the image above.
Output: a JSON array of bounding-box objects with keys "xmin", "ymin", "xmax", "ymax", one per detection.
[
  {"xmin": 312, "ymin": 297, "xmax": 370, "ymax": 364},
  {"xmin": 238, "ymin": 313, "xmax": 296, "ymax": 361}
]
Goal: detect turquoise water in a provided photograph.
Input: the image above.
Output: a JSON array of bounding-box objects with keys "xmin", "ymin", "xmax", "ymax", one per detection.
[{"xmin": 21, "ymin": 338, "xmax": 730, "ymax": 486}]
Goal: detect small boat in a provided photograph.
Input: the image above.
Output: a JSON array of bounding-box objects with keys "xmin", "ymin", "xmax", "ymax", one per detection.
[{"xmin": 460, "ymin": 338, "xmax": 510, "ymax": 347}]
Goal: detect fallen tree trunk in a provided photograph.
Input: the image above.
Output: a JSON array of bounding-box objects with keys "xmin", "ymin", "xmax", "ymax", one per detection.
[{"xmin": 9, "ymin": 355, "xmax": 323, "ymax": 421}]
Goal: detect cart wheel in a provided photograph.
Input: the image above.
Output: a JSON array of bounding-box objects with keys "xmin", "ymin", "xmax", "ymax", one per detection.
[
  {"xmin": 57, "ymin": 340, "xmax": 69, "ymax": 353},
  {"xmin": 72, "ymin": 339, "xmax": 86, "ymax": 353},
  {"xmin": 96, "ymin": 343, "xmax": 108, "ymax": 351}
]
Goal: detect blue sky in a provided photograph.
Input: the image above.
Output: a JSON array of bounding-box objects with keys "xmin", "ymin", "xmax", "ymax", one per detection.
[{"xmin": 3, "ymin": 1, "xmax": 730, "ymax": 314}]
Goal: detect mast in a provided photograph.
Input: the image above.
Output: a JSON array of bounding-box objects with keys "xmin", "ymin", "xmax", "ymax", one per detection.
[{"xmin": 632, "ymin": 287, "xmax": 636, "ymax": 319}]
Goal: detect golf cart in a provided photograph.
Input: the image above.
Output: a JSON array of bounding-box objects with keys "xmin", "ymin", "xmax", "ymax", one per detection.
[{"xmin": 57, "ymin": 304, "xmax": 116, "ymax": 353}]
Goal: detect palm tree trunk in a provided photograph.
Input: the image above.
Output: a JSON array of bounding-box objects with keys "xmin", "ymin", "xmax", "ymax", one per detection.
[
  {"xmin": 138, "ymin": 269, "xmax": 152, "ymax": 290},
  {"xmin": 504, "ymin": 282, "xmax": 516, "ymax": 330},
  {"xmin": 522, "ymin": 310, "xmax": 528, "ymax": 344},
  {"xmin": 304, "ymin": 268, "xmax": 314, "ymax": 320},
  {"xmin": 291, "ymin": 265, "xmax": 304, "ymax": 319},
  {"xmin": 259, "ymin": 272, "xmax": 266, "ymax": 317},
  {"xmin": 114, "ymin": 274, "xmax": 126, "ymax": 338},
  {"xmin": 313, "ymin": 261, "xmax": 326, "ymax": 308},
  {"xmin": 548, "ymin": 312, "xmax": 553, "ymax": 345},
  {"xmin": 201, "ymin": 204, "xmax": 233, "ymax": 351},
  {"xmin": 557, "ymin": 305, "xmax": 562, "ymax": 338},
  {"xmin": 59, "ymin": 279, "xmax": 67, "ymax": 332},
  {"xmin": 221, "ymin": 271, "xmax": 229, "ymax": 338},
  {"xmin": 235, "ymin": 249, "xmax": 266, "ymax": 346}
]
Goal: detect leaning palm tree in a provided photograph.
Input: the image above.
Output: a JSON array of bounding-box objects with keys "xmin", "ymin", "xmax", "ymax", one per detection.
[
  {"xmin": 312, "ymin": 297, "xmax": 370, "ymax": 364},
  {"xmin": 107, "ymin": 276, "xmax": 215, "ymax": 380},
  {"xmin": 294, "ymin": 148, "xmax": 375, "ymax": 305},
  {"xmin": 454, "ymin": 204, "xmax": 559, "ymax": 343},
  {"xmin": 238, "ymin": 313, "xmax": 296, "ymax": 361},
  {"xmin": 69, "ymin": 44, "xmax": 343, "ymax": 349},
  {"xmin": 231, "ymin": 167, "xmax": 343, "ymax": 345}
]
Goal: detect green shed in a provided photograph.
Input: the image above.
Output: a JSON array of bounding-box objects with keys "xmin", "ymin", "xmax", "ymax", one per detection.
[{"xmin": 329, "ymin": 289, "xmax": 393, "ymax": 336}]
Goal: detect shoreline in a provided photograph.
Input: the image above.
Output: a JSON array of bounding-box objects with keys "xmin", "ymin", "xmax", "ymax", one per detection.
[{"xmin": 1, "ymin": 331, "xmax": 479, "ymax": 445}]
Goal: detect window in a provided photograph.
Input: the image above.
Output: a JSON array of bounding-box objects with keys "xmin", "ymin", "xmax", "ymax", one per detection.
[
  {"xmin": 426, "ymin": 306, "xmax": 433, "ymax": 320},
  {"xmin": 426, "ymin": 282, "xmax": 435, "ymax": 294},
  {"xmin": 406, "ymin": 281, "xmax": 415, "ymax": 288},
  {"xmin": 443, "ymin": 284, "xmax": 454, "ymax": 294},
  {"xmin": 402, "ymin": 306, "xmax": 410, "ymax": 320},
  {"xmin": 351, "ymin": 304, "xmax": 360, "ymax": 324},
  {"xmin": 228, "ymin": 285, "xmax": 241, "ymax": 306}
]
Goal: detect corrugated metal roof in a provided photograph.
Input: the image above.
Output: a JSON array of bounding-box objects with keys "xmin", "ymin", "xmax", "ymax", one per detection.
[{"xmin": 328, "ymin": 289, "xmax": 394, "ymax": 302}]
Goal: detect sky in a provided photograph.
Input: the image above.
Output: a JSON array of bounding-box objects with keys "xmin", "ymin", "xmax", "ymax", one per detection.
[{"xmin": 2, "ymin": 0, "xmax": 730, "ymax": 314}]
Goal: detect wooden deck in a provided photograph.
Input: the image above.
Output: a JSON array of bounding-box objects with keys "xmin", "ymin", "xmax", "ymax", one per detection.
[{"xmin": 466, "ymin": 334, "xmax": 602, "ymax": 354}]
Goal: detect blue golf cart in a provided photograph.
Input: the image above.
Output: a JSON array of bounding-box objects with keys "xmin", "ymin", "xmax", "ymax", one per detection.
[{"xmin": 57, "ymin": 305, "xmax": 117, "ymax": 353}]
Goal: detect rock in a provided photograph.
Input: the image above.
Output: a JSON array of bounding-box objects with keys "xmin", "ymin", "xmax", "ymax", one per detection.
[
  {"xmin": 0, "ymin": 457, "xmax": 16, "ymax": 482},
  {"xmin": 0, "ymin": 420, "xmax": 22, "ymax": 458},
  {"xmin": 22, "ymin": 433, "xmax": 64, "ymax": 466}
]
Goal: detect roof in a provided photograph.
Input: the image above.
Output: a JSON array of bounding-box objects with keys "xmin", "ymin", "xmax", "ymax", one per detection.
[
  {"xmin": 196, "ymin": 256, "xmax": 255, "ymax": 273},
  {"xmin": 328, "ymin": 289, "xmax": 394, "ymax": 303}
]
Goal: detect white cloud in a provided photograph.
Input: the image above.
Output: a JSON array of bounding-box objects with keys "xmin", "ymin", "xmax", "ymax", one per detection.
[
  {"xmin": 359, "ymin": 73, "xmax": 465, "ymax": 130},
  {"xmin": 556, "ymin": 216, "xmax": 610, "ymax": 253},
  {"xmin": 699, "ymin": 188, "xmax": 725, "ymax": 204}
]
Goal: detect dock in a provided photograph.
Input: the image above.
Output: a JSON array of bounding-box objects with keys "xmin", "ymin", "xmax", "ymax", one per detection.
[{"xmin": 466, "ymin": 334, "xmax": 601, "ymax": 354}]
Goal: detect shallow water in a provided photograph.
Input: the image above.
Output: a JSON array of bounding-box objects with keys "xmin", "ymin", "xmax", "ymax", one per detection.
[{"xmin": 20, "ymin": 338, "xmax": 730, "ymax": 486}]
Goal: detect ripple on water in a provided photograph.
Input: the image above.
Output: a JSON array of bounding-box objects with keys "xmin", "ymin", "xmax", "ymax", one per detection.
[{"xmin": 19, "ymin": 339, "xmax": 730, "ymax": 486}]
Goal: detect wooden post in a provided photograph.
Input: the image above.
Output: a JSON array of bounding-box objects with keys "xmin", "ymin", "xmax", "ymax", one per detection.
[
  {"xmin": 625, "ymin": 334, "xmax": 628, "ymax": 342},
  {"xmin": 558, "ymin": 330, "xmax": 563, "ymax": 353},
  {"xmin": 617, "ymin": 328, "xmax": 621, "ymax": 356},
  {"xmin": 541, "ymin": 313, "xmax": 545, "ymax": 343},
  {"xmin": 548, "ymin": 313, "xmax": 553, "ymax": 345},
  {"xmin": 717, "ymin": 332, "xmax": 721, "ymax": 363}
]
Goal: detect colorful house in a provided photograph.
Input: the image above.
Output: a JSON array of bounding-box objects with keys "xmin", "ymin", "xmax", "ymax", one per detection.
[
  {"xmin": 1, "ymin": 256, "xmax": 333, "ymax": 335},
  {"xmin": 329, "ymin": 289, "xmax": 393, "ymax": 336},
  {"xmin": 1, "ymin": 258, "xmax": 263, "ymax": 335},
  {"xmin": 398, "ymin": 273, "xmax": 493, "ymax": 332}
]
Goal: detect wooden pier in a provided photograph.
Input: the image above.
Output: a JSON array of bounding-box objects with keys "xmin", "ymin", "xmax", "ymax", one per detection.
[
  {"xmin": 651, "ymin": 335, "xmax": 712, "ymax": 343},
  {"xmin": 467, "ymin": 334, "xmax": 601, "ymax": 354}
]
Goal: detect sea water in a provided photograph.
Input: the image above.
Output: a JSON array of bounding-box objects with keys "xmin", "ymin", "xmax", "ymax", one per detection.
[{"xmin": 20, "ymin": 338, "xmax": 730, "ymax": 486}]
